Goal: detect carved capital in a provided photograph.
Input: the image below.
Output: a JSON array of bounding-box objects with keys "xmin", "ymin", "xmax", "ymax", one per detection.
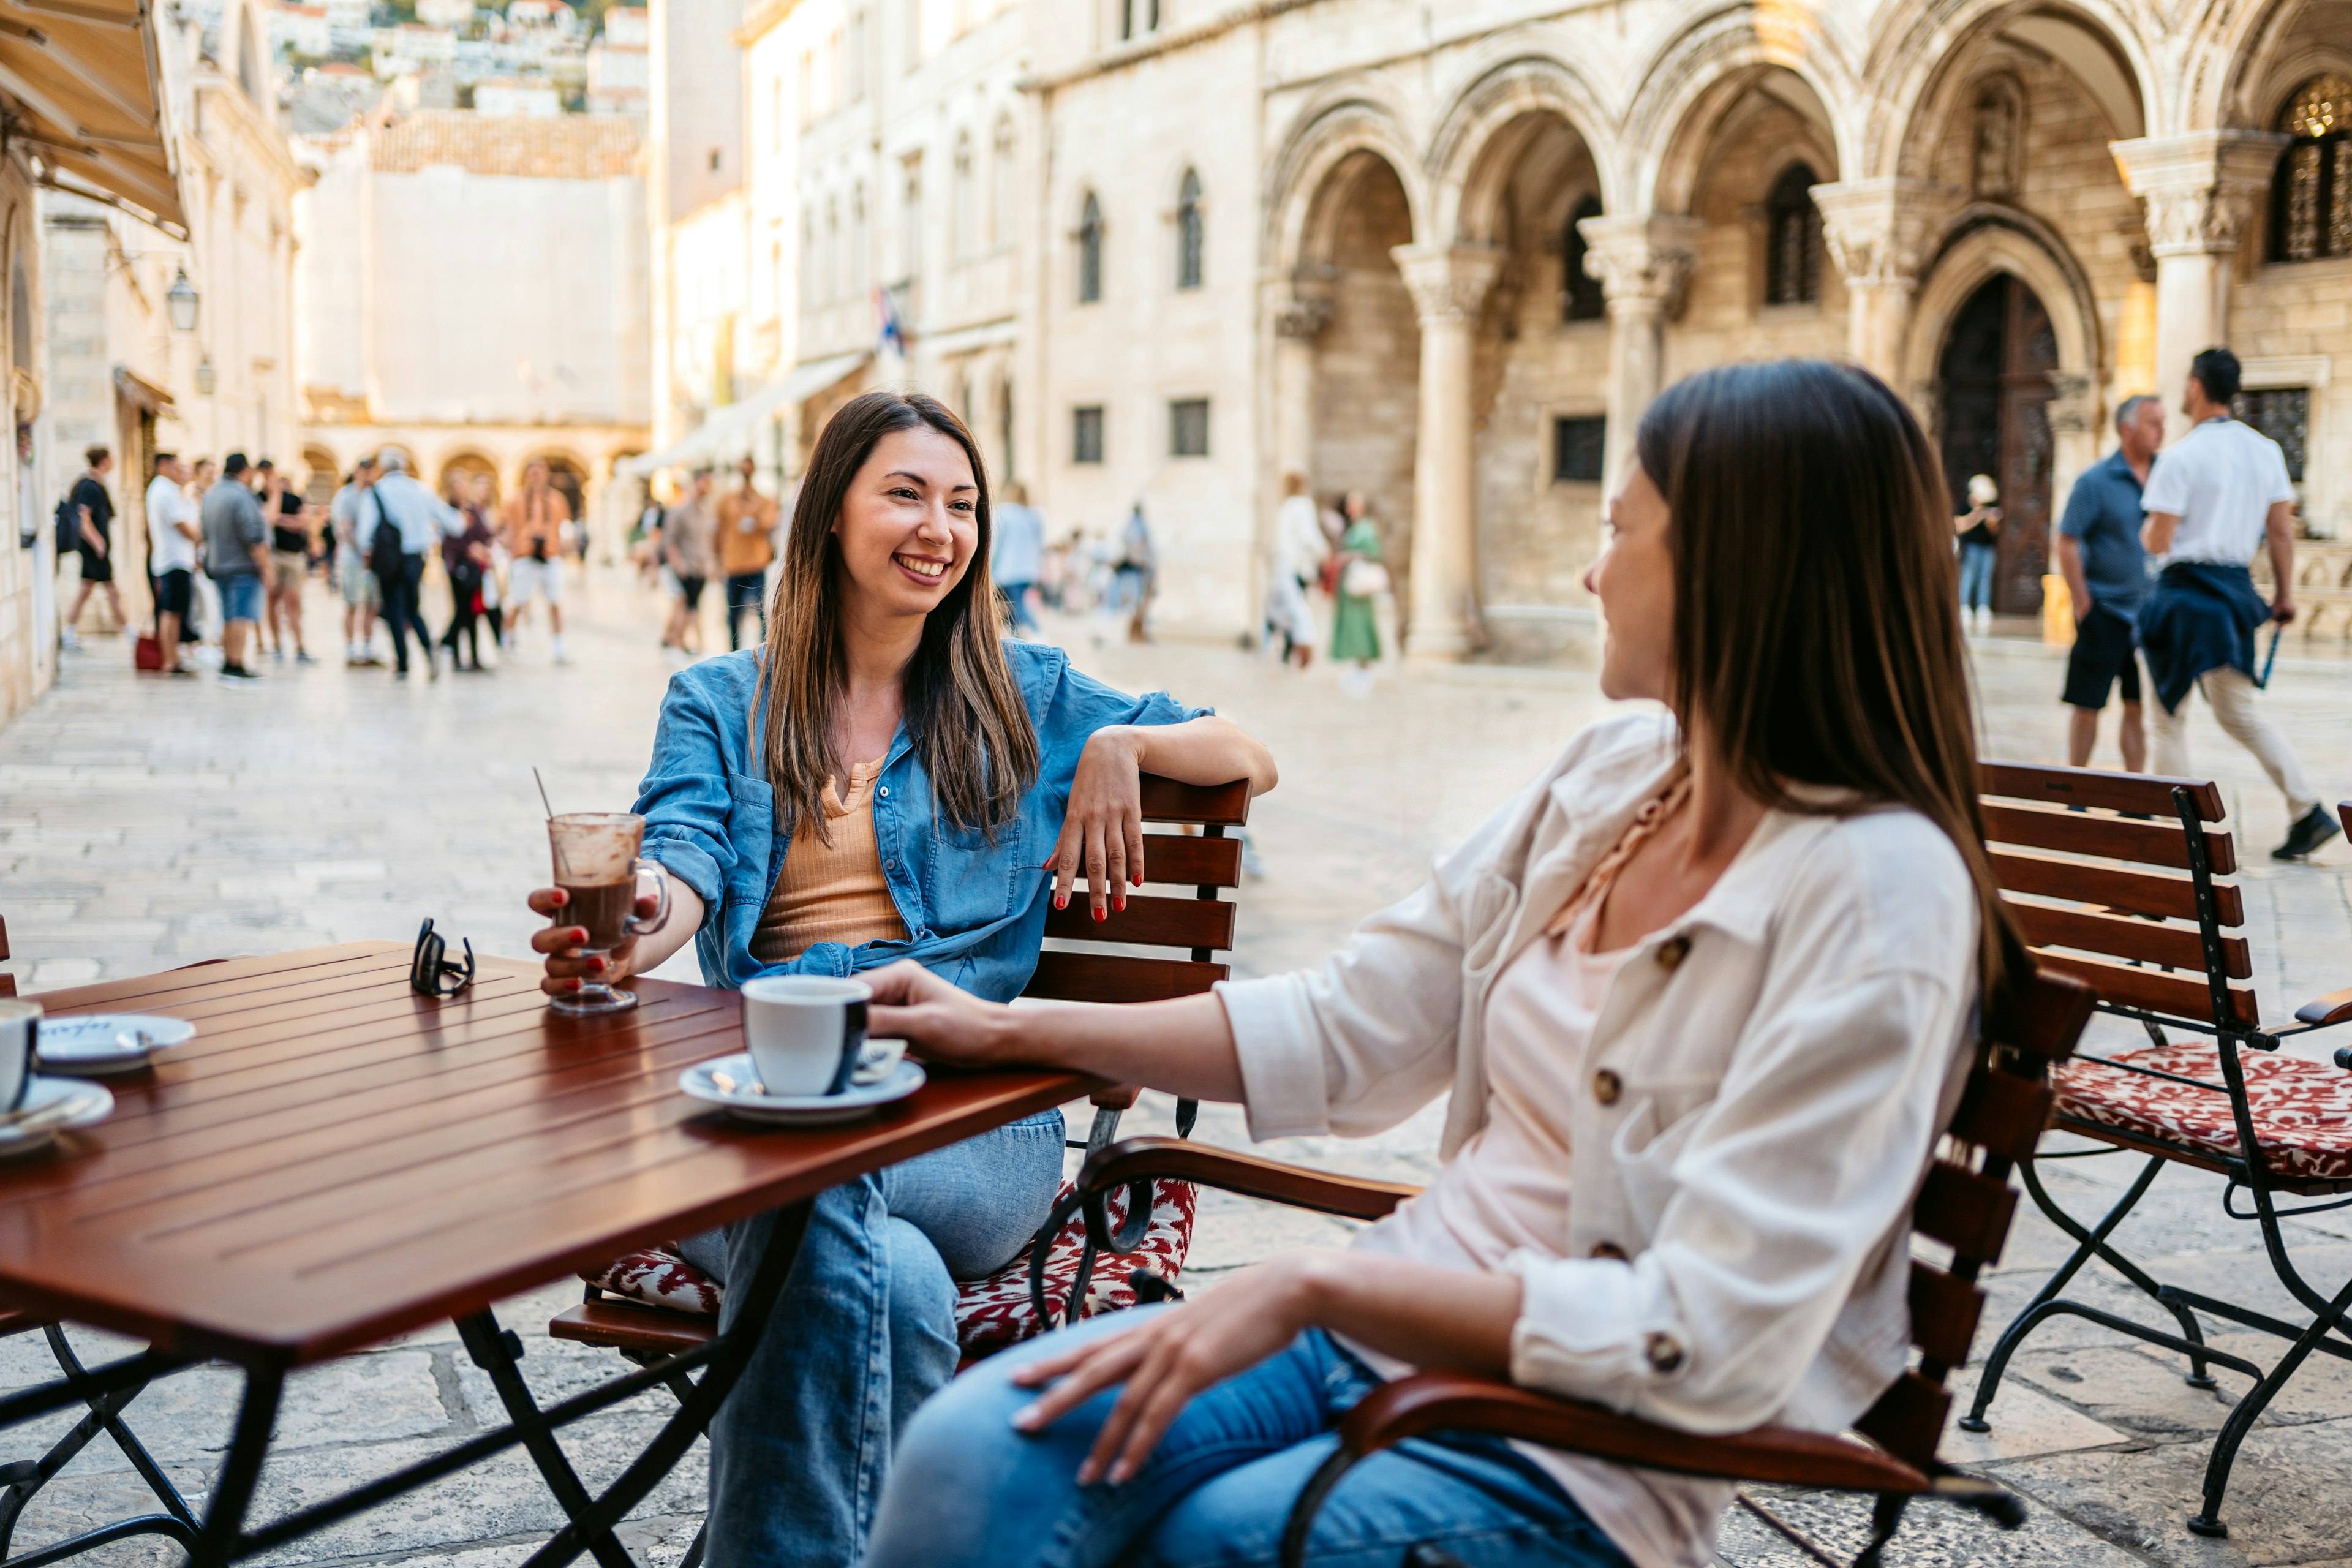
[
  {"xmin": 1388, "ymin": 244, "xmax": 1505, "ymax": 325},
  {"xmin": 2110, "ymin": 132, "xmax": 2289, "ymax": 258},
  {"xmin": 1574, "ymin": 215, "xmax": 1702, "ymax": 316},
  {"xmin": 1273, "ymin": 295, "xmax": 1334, "ymax": 342},
  {"xmin": 1811, "ymin": 178, "xmax": 1960, "ymax": 290}
]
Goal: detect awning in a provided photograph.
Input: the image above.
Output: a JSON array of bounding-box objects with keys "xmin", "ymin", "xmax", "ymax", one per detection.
[
  {"xmin": 619, "ymin": 350, "xmax": 868, "ymax": 477},
  {"xmin": 1, "ymin": 0, "xmax": 186, "ymax": 233},
  {"xmin": 113, "ymin": 364, "xmax": 173, "ymax": 413}
]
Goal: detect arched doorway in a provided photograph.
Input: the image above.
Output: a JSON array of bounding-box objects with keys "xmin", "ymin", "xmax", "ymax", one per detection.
[
  {"xmin": 438, "ymin": 450, "xmax": 499, "ymax": 507},
  {"xmin": 532, "ymin": 453, "xmax": 589, "ymax": 533},
  {"xmin": 1937, "ymin": 274, "xmax": 2057, "ymax": 615}
]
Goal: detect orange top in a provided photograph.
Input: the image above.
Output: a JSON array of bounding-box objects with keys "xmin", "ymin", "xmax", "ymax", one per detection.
[
  {"xmin": 749, "ymin": 757, "xmax": 910, "ymax": 963},
  {"xmin": 500, "ymin": 487, "xmax": 571, "ymax": 559},
  {"xmin": 718, "ymin": 489, "xmax": 778, "ymax": 576}
]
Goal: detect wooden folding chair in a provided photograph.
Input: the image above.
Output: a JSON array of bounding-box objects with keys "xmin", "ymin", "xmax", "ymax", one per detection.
[
  {"xmin": 1960, "ymin": 763, "xmax": 2352, "ymax": 1537},
  {"xmin": 1058, "ymin": 966, "xmax": 2095, "ymax": 1568},
  {"xmin": 533, "ymin": 776, "xmax": 1253, "ymax": 1567}
]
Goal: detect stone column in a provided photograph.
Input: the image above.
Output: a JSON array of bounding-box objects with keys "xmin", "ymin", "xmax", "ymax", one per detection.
[
  {"xmin": 1811, "ymin": 178, "xmax": 1957, "ymax": 385},
  {"xmin": 1575, "ymin": 215, "xmax": 1701, "ymax": 499},
  {"xmin": 1267, "ymin": 277, "xmax": 1333, "ymax": 491},
  {"xmin": 2110, "ymin": 134, "xmax": 2287, "ymax": 433},
  {"xmin": 1389, "ymin": 243, "xmax": 1502, "ymax": 662}
]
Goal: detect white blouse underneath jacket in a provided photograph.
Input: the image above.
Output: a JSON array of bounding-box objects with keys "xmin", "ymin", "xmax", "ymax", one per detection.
[{"xmin": 1212, "ymin": 711, "xmax": 1980, "ymax": 1568}]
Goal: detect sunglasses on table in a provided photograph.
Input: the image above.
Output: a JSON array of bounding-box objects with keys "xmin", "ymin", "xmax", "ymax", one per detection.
[{"xmin": 411, "ymin": 918, "xmax": 476, "ymax": 998}]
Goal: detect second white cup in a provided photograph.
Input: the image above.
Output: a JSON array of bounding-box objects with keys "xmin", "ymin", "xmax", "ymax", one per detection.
[{"xmin": 741, "ymin": 976, "xmax": 870, "ymax": 1096}]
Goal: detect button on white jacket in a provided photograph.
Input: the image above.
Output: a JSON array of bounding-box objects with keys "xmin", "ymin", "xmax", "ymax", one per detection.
[{"xmin": 1215, "ymin": 711, "xmax": 1980, "ymax": 1436}]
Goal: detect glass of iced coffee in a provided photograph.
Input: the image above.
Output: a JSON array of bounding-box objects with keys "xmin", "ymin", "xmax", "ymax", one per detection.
[{"xmin": 546, "ymin": 812, "xmax": 671, "ymax": 1014}]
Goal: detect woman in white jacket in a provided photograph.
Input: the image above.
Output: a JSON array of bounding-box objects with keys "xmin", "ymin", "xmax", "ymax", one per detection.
[{"xmin": 858, "ymin": 360, "xmax": 2019, "ymax": 1568}]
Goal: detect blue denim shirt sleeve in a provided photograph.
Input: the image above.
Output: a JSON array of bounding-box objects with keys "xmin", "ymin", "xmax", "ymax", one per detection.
[
  {"xmin": 1029, "ymin": 651, "xmax": 1210, "ymax": 792},
  {"xmin": 634, "ymin": 669, "xmax": 742, "ymax": 916}
]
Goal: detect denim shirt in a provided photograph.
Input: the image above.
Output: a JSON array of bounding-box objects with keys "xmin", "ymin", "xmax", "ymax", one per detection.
[{"xmin": 635, "ymin": 640, "xmax": 1207, "ymax": 997}]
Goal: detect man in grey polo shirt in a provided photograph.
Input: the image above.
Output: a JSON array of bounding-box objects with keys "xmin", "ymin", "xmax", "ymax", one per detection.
[{"xmin": 200, "ymin": 453, "xmax": 270, "ymax": 682}]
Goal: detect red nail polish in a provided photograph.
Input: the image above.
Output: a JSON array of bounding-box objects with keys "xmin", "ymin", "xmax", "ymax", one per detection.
[
  {"xmin": 1114, "ymin": 897, "xmax": 1126, "ymax": 912},
  {"xmin": 1055, "ymin": 895, "xmax": 1067, "ymax": 910},
  {"xmin": 1132, "ymin": 873, "xmax": 1143, "ymax": 888},
  {"xmin": 1092, "ymin": 907, "xmax": 1105, "ymax": 922}
]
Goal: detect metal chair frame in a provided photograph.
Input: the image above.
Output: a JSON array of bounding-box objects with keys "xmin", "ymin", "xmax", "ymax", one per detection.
[{"xmin": 1962, "ymin": 776, "xmax": 2352, "ymax": 1537}]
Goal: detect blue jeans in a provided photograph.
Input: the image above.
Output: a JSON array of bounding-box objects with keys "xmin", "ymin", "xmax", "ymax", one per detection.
[
  {"xmin": 375, "ymin": 553, "xmax": 430, "ymax": 672},
  {"xmin": 679, "ymin": 1110, "xmax": 1066, "ymax": 1568},
  {"xmin": 867, "ymin": 1310, "xmax": 1636, "ymax": 1568},
  {"xmin": 217, "ymin": 572, "xmax": 263, "ymax": 625},
  {"xmin": 1958, "ymin": 540, "xmax": 1997, "ymax": 612}
]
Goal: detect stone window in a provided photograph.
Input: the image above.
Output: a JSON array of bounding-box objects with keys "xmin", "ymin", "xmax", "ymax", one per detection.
[
  {"xmin": 1077, "ymin": 191, "xmax": 1104, "ymax": 303},
  {"xmin": 1553, "ymin": 416, "xmax": 1605, "ymax": 483},
  {"xmin": 2271, "ymin": 74, "xmax": 2351, "ymax": 262},
  {"xmin": 1072, "ymin": 405, "xmax": 1105, "ymax": 464},
  {"xmin": 1563, "ymin": 195, "xmax": 1604, "ymax": 322},
  {"xmin": 2233, "ymin": 387, "xmax": 2310, "ymax": 482},
  {"xmin": 1175, "ymin": 168, "xmax": 1204, "ymax": 290},
  {"xmin": 1763, "ymin": 163, "xmax": 1820, "ymax": 306},
  {"xmin": 1169, "ymin": 398, "xmax": 1208, "ymax": 457},
  {"xmin": 1120, "ymin": 0, "xmax": 1158, "ymax": 40}
]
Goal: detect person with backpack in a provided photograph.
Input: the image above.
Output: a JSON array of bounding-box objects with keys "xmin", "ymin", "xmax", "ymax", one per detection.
[
  {"xmin": 200, "ymin": 453, "xmax": 271, "ymax": 681},
  {"xmin": 357, "ymin": 448, "xmax": 460, "ymax": 680},
  {"xmin": 58, "ymin": 446, "xmax": 124, "ymax": 649}
]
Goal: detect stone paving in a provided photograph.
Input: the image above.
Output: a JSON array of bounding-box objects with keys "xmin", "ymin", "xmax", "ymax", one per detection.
[{"xmin": 3, "ymin": 573, "xmax": 2352, "ymax": 1567}]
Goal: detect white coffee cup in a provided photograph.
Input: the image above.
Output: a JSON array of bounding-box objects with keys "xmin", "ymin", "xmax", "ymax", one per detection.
[
  {"xmin": 741, "ymin": 976, "xmax": 870, "ymax": 1096},
  {"xmin": 0, "ymin": 1001, "xmax": 39, "ymax": 1117}
]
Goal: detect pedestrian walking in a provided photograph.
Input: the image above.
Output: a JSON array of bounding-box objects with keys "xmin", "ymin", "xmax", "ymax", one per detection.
[
  {"xmin": 662, "ymin": 469, "xmax": 718, "ymax": 656},
  {"xmin": 144, "ymin": 452, "xmax": 200, "ymax": 677},
  {"xmin": 2056, "ymin": 394, "xmax": 2162, "ymax": 770},
  {"xmin": 2138, "ymin": 346, "xmax": 2340, "ymax": 861},
  {"xmin": 184, "ymin": 457, "xmax": 219, "ymax": 658},
  {"xmin": 60, "ymin": 445, "xmax": 124, "ymax": 647},
  {"xmin": 718, "ymin": 455, "xmax": 778, "ymax": 651},
  {"xmin": 439, "ymin": 473, "xmax": 497, "ymax": 671},
  {"xmin": 991, "ymin": 481, "xmax": 1044, "ymax": 636},
  {"xmin": 500, "ymin": 459, "xmax": 571, "ymax": 663},
  {"xmin": 1953, "ymin": 473, "xmax": 2001, "ymax": 631},
  {"xmin": 1329, "ymin": 489, "xmax": 1384, "ymax": 689},
  {"xmin": 1264, "ymin": 471, "xmax": 1324, "ymax": 669},
  {"xmin": 200, "ymin": 453, "xmax": 270, "ymax": 681},
  {"xmin": 1115, "ymin": 501, "xmax": 1155, "ymax": 643},
  {"xmin": 263, "ymin": 464, "xmax": 315, "ymax": 664},
  {"xmin": 331, "ymin": 458, "xmax": 383, "ymax": 665},
  {"xmin": 360, "ymin": 448, "xmax": 459, "ymax": 681}
]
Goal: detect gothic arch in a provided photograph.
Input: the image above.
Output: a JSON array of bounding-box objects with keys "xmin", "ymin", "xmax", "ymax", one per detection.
[
  {"xmin": 1626, "ymin": 15, "xmax": 1860, "ymax": 216},
  {"xmin": 2184, "ymin": 0, "xmax": 2307, "ymax": 134},
  {"xmin": 1265, "ymin": 92, "xmax": 1428, "ymax": 274},
  {"xmin": 1424, "ymin": 55, "xmax": 1621, "ymax": 243},
  {"xmin": 1869, "ymin": 0, "xmax": 2156, "ymax": 179},
  {"xmin": 1902, "ymin": 208, "xmax": 2104, "ymax": 418}
]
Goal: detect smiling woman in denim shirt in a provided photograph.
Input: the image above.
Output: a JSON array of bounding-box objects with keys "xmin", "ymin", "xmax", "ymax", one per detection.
[{"xmin": 526, "ymin": 391, "xmax": 1276, "ymax": 1568}]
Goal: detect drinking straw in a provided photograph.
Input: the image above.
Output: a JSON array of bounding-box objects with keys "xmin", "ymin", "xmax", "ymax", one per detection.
[{"xmin": 533, "ymin": 766, "xmax": 556, "ymax": 823}]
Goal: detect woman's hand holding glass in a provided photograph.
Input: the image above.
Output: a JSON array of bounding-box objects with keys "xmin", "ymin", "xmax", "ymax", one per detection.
[
  {"xmin": 525, "ymin": 879, "xmax": 704, "ymax": 999},
  {"xmin": 1047, "ymin": 726, "xmax": 1148, "ymax": 919}
]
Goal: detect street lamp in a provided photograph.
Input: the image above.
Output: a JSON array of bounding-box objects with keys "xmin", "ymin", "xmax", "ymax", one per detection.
[
  {"xmin": 194, "ymin": 354, "xmax": 216, "ymax": 395},
  {"xmin": 166, "ymin": 267, "xmax": 199, "ymax": 332}
]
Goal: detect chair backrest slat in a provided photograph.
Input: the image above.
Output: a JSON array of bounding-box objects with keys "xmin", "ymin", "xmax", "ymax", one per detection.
[
  {"xmin": 1022, "ymin": 775, "xmax": 1251, "ymax": 1007},
  {"xmin": 1855, "ymin": 1370, "xmax": 1954, "ymax": 1469},
  {"xmin": 1907, "ymin": 1261, "xmax": 1985, "ymax": 1368},
  {"xmin": 2034, "ymin": 949, "xmax": 2258, "ymax": 1026},
  {"xmin": 2003, "ymin": 899, "xmax": 2252, "ymax": 979},
  {"xmin": 1981, "ymin": 762, "xmax": 2226, "ymax": 821},
  {"xmin": 1913, "ymin": 1162, "xmax": 2018, "ymax": 1265},
  {"xmin": 1947, "ymin": 1072, "xmax": 2056, "ymax": 1163},
  {"xmin": 1983, "ymin": 801, "xmax": 2239, "ymax": 875},
  {"xmin": 1991, "ymin": 848, "xmax": 2242, "ymax": 925}
]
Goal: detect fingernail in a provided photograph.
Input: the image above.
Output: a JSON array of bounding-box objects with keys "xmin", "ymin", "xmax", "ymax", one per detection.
[
  {"xmin": 1092, "ymin": 907, "xmax": 1105, "ymax": 923},
  {"xmin": 591, "ymin": 958, "xmax": 607, "ymax": 972},
  {"xmin": 1132, "ymin": 873, "xmax": 1143, "ymax": 888},
  {"xmin": 1109, "ymin": 1460, "xmax": 1134, "ymax": 1485},
  {"xmin": 1055, "ymin": 895, "xmax": 1067, "ymax": 910},
  {"xmin": 1077, "ymin": 1461, "xmax": 1099, "ymax": 1486},
  {"xmin": 1114, "ymin": 897, "xmax": 1126, "ymax": 913},
  {"xmin": 1011, "ymin": 1404, "xmax": 1040, "ymax": 1431}
]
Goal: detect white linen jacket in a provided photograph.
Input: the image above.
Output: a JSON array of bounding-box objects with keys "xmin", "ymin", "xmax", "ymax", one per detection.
[{"xmin": 1215, "ymin": 710, "xmax": 1980, "ymax": 1436}]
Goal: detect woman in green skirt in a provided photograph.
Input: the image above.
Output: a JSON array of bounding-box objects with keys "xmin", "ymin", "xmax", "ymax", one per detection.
[{"xmin": 1329, "ymin": 491, "xmax": 1383, "ymax": 680}]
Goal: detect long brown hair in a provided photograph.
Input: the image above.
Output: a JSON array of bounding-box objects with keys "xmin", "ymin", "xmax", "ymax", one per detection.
[
  {"xmin": 757, "ymin": 391, "xmax": 1039, "ymax": 840},
  {"xmin": 1634, "ymin": 358, "xmax": 2021, "ymax": 1000}
]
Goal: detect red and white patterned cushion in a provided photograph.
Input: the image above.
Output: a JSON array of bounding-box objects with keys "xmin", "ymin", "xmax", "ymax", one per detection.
[
  {"xmin": 581, "ymin": 1177, "xmax": 1196, "ymax": 1357},
  {"xmin": 2057, "ymin": 1042, "xmax": 2352, "ymax": 1184}
]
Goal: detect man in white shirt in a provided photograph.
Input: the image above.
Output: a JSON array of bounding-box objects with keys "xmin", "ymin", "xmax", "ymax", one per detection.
[
  {"xmin": 1263, "ymin": 472, "xmax": 1324, "ymax": 669},
  {"xmin": 2139, "ymin": 346, "xmax": 2338, "ymax": 860},
  {"xmin": 145, "ymin": 453, "xmax": 201, "ymax": 676},
  {"xmin": 355, "ymin": 448, "xmax": 459, "ymax": 680}
]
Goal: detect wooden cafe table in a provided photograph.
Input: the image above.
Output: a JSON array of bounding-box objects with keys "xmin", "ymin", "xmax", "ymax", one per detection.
[{"xmin": 0, "ymin": 942, "xmax": 1085, "ymax": 1568}]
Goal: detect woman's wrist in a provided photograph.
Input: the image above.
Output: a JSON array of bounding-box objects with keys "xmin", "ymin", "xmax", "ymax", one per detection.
[{"xmin": 1084, "ymin": 725, "xmax": 1144, "ymax": 771}]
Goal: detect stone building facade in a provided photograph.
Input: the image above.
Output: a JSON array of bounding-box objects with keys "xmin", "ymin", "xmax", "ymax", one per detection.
[
  {"xmin": 1003, "ymin": 0, "xmax": 2352, "ymax": 656},
  {"xmin": 294, "ymin": 111, "xmax": 652, "ymax": 549}
]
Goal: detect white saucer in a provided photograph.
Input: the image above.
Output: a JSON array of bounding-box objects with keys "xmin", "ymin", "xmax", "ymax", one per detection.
[
  {"xmin": 680, "ymin": 1054, "xmax": 926, "ymax": 1127},
  {"xmin": 35, "ymin": 1014, "xmax": 196, "ymax": 1076},
  {"xmin": 0, "ymin": 1077, "xmax": 115, "ymax": 1158}
]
